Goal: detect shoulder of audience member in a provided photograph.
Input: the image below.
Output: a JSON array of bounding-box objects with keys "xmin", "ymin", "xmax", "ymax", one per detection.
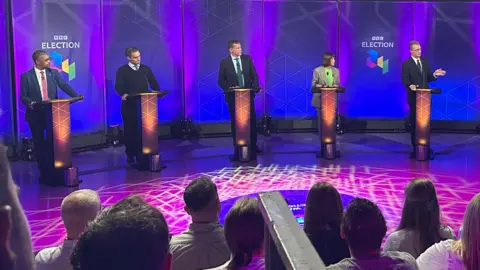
[
  {"xmin": 34, "ymin": 247, "xmax": 59, "ymax": 266},
  {"xmin": 384, "ymin": 251, "xmax": 419, "ymax": 269},
  {"xmin": 439, "ymin": 224, "xmax": 456, "ymax": 240}
]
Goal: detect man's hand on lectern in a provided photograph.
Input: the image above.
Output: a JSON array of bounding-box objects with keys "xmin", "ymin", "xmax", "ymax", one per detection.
[
  {"xmin": 28, "ymin": 101, "xmax": 36, "ymax": 109},
  {"xmin": 409, "ymin": 85, "xmax": 417, "ymax": 91},
  {"xmin": 315, "ymin": 84, "xmax": 322, "ymax": 88},
  {"xmin": 122, "ymin": 94, "xmax": 128, "ymax": 101},
  {"xmin": 333, "ymin": 84, "xmax": 339, "ymax": 87},
  {"xmin": 434, "ymin": 68, "xmax": 446, "ymax": 77}
]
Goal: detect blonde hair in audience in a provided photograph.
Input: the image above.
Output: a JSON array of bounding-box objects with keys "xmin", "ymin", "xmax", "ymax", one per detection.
[{"xmin": 454, "ymin": 193, "xmax": 480, "ymax": 270}]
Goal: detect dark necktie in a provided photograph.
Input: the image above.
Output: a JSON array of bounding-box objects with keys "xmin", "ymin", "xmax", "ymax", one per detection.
[
  {"xmin": 416, "ymin": 59, "xmax": 422, "ymax": 74},
  {"xmin": 235, "ymin": 58, "xmax": 244, "ymax": 87}
]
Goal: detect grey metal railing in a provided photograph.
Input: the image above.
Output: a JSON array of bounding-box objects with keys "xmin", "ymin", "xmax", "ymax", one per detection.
[{"xmin": 258, "ymin": 191, "xmax": 326, "ymax": 270}]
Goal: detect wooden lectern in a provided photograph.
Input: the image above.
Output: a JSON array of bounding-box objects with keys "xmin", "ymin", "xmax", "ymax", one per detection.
[
  {"xmin": 413, "ymin": 88, "xmax": 441, "ymax": 161},
  {"xmin": 35, "ymin": 96, "xmax": 83, "ymax": 186},
  {"xmin": 227, "ymin": 87, "xmax": 261, "ymax": 162},
  {"xmin": 126, "ymin": 90, "xmax": 170, "ymax": 171},
  {"xmin": 312, "ymin": 86, "xmax": 345, "ymax": 160}
]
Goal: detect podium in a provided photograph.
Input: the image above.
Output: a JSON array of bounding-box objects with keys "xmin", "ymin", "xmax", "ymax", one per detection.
[
  {"xmin": 126, "ymin": 90, "xmax": 170, "ymax": 171},
  {"xmin": 34, "ymin": 96, "xmax": 83, "ymax": 186},
  {"xmin": 413, "ymin": 88, "xmax": 441, "ymax": 161},
  {"xmin": 226, "ymin": 87, "xmax": 261, "ymax": 162},
  {"xmin": 312, "ymin": 86, "xmax": 345, "ymax": 160}
]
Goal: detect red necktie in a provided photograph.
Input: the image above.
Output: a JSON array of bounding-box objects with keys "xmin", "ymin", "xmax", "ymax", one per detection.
[{"xmin": 40, "ymin": 71, "xmax": 49, "ymax": 100}]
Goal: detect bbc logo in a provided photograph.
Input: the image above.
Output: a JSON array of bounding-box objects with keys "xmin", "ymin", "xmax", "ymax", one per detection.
[
  {"xmin": 53, "ymin": 35, "xmax": 69, "ymax": 41},
  {"xmin": 371, "ymin": 36, "xmax": 384, "ymax": 41}
]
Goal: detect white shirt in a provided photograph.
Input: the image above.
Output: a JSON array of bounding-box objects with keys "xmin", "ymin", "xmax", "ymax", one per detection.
[
  {"xmin": 384, "ymin": 226, "xmax": 456, "ymax": 259},
  {"xmin": 34, "ymin": 67, "xmax": 48, "ymax": 101},
  {"xmin": 416, "ymin": 240, "xmax": 464, "ymax": 270},
  {"xmin": 170, "ymin": 222, "xmax": 230, "ymax": 270},
  {"xmin": 230, "ymin": 55, "xmax": 244, "ymax": 86},
  {"xmin": 35, "ymin": 239, "xmax": 76, "ymax": 270},
  {"xmin": 128, "ymin": 62, "xmax": 140, "ymax": 71},
  {"xmin": 411, "ymin": 56, "xmax": 422, "ymax": 72}
]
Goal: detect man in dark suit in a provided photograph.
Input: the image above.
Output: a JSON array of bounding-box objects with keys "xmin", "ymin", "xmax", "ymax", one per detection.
[
  {"xmin": 401, "ymin": 40, "xmax": 446, "ymax": 159},
  {"xmin": 20, "ymin": 50, "xmax": 80, "ymax": 183},
  {"xmin": 217, "ymin": 40, "xmax": 261, "ymax": 161}
]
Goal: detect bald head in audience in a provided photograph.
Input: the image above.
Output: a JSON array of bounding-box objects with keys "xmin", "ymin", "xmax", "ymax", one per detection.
[{"xmin": 61, "ymin": 189, "xmax": 101, "ymax": 239}]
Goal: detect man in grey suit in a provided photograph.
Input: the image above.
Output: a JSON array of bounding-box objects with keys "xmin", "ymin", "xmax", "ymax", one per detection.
[{"xmin": 311, "ymin": 52, "xmax": 340, "ymax": 157}]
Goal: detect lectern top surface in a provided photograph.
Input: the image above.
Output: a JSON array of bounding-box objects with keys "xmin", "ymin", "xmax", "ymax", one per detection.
[
  {"xmin": 228, "ymin": 87, "xmax": 261, "ymax": 92},
  {"xmin": 38, "ymin": 96, "xmax": 83, "ymax": 104},
  {"xmin": 414, "ymin": 88, "xmax": 441, "ymax": 94}
]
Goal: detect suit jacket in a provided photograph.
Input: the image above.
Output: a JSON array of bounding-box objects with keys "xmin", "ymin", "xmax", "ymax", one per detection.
[
  {"xmin": 310, "ymin": 66, "xmax": 340, "ymax": 108},
  {"xmin": 401, "ymin": 56, "xmax": 436, "ymax": 102},
  {"xmin": 217, "ymin": 54, "xmax": 259, "ymax": 92},
  {"xmin": 20, "ymin": 68, "xmax": 78, "ymax": 109}
]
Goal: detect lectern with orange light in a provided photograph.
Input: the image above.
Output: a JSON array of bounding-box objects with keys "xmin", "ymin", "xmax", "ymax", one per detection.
[
  {"xmin": 126, "ymin": 90, "xmax": 170, "ymax": 171},
  {"xmin": 227, "ymin": 87, "xmax": 261, "ymax": 162},
  {"xmin": 312, "ymin": 86, "xmax": 345, "ymax": 160},
  {"xmin": 35, "ymin": 96, "xmax": 83, "ymax": 186},
  {"xmin": 413, "ymin": 88, "xmax": 441, "ymax": 161}
]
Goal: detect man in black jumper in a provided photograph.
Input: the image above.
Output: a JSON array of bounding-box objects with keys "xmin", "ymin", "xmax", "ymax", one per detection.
[{"xmin": 115, "ymin": 47, "xmax": 161, "ymax": 165}]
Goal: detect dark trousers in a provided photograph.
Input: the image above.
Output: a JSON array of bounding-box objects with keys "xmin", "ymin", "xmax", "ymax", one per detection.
[
  {"xmin": 408, "ymin": 95, "xmax": 416, "ymax": 148},
  {"xmin": 26, "ymin": 109, "xmax": 50, "ymax": 180},
  {"xmin": 226, "ymin": 92, "xmax": 257, "ymax": 154},
  {"xmin": 121, "ymin": 101, "xmax": 141, "ymax": 159}
]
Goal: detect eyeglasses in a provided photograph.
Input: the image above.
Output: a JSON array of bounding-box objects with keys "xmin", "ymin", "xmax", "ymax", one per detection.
[{"xmin": 412, "ymin": 49, "xmax": 421, "ymax": 52}]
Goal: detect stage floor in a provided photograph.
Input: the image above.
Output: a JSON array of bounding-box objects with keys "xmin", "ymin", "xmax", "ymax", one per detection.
[{"xmin": 11, "ymin": 132, "xmax": 480, "ymax": 252}]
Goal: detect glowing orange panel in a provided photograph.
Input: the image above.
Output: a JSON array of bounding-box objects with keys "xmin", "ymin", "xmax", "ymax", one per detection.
[
  {"xmin": 415, "ymin": 91, "xmax": 432, "ymax": 145},
  {"xmin": 320, "ymin": 90, "xmax": 337, "ymax": 144},
  {"xmin": 235, "ymin": 91, "xmax": 251, "ymax": 146},
  {"xmin": 141, "ymin": 94, "xmax": 159, "ymax": 154},
  {"xmin": 51, "ymin": 101, "xmax": 72, "ymax": 168}
]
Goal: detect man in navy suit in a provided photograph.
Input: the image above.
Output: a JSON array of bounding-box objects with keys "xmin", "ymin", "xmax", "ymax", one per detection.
[
  {"xmin": 217, "ymin": 40, "xmax": 261, "ymax": 161},
  {"xmin": 20, "ymin": 50, "xmax": 81, "ymax": 184}
]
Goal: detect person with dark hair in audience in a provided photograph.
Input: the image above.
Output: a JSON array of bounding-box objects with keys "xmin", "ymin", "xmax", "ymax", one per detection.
[
  {"xmin": 417, "ymin": 192, "xmax": 480, "ymax": 270},
  {"xmin": 304, "ymin": 182, "xmax": 349, "ymax": 265},
  {"xmin": 384, "ymin": 178, "xmax": 455, "ymax": 258},
  {"xmin": 327, "ymin": 198, "xmax": 418, "ymax": 269},
  {"xmin": 35, "ymin": 189, "xmax": 101, "ymax": 270},
  {"xmin": 170, "ymin": 177, "xmax": 230, "ymax": 269},
  {"xmin": 0, "ymin": 144, "xmax": 35, "ymax": 270},
  {"xmin": 70, "ymin": 195, "xmax": 172, "ymax": 270},
  {"xmin": 115, "ymin": 46, "xmax": 161, "ymax": 167},
  {"xmin": 206, "ymin": 197, "xmax": 265, "ymax": 270}
]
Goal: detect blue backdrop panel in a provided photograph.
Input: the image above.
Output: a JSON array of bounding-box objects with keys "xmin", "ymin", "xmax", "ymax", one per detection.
[
  {"xmin": 264, "ymin": 1, "xmax": 338, "ymax": 119},
  {"xmin": 0, "ymin": 1, "xmax": 13, "ymax": 142},
  {"xmin": 338, "ymin": 1, "xmax": 413, "ymax": 119},
  {"xmin": 103, "ymin": 0, "xmax": 183, "ymax": 125},
  {"xmin": 12, "ymin": 0, "xmax": 106, "ymax": 136},
  {"xmin": 415, "ymin": 2, "xmax": 480, "ymax": 120},
  {"xmin": 183, "ymin": 0, "xmax": 263, "ymax": 123}
]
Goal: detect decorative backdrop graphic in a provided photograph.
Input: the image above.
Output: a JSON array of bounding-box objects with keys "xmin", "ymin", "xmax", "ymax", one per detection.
[
  {"xmin": 12, "ymin": 0, "xmax": 106, "ymax": 136},
  {"xmin": 1, "ymin": 0, "xmax": 479, "ymax": 140}
]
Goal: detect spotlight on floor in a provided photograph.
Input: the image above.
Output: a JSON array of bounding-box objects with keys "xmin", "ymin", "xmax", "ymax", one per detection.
[
  {"xmin": 22, "ymin": 137, "xmax": 35, "ymax": 161},
  {"xmin": 260, "ymin": 115, "xmax": 272, "ymax": 136},
  {"xmin": 107, "ymin": 125, "xmax": 122, "ymax": 147},
  {"xmin": 180, "ymin": 119, "xmax": 196, "ymax": 139}
]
